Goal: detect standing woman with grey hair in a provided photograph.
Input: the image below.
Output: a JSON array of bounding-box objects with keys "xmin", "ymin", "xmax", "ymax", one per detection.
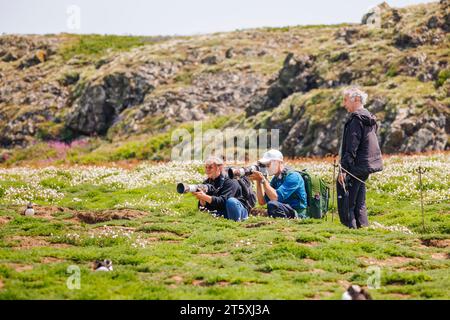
[{"xmin": 337, "ymin": 87, "xmax": 383, "ymax": 229}]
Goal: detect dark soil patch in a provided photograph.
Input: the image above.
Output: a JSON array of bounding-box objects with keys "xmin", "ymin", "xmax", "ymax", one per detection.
[
  {"xmin": 250, "ymin": 208, "xmax": 268, "ymax": 217},
  {"xmin": 21, "ymin": 205, "xmax": 78, "ymax": 222},
  {"xmin": 7, "ymin": 263, "xmax": 33, "ymax": 272},
  {"xmin": 0, "ymin": 216, "xmax": 11, "ymax": 225},
  {"xmin": 198, "ymin": 252, "xmax": 230, "ymax": 257},
  {"xmin": 359, "ymin": 256, "xmax": 418, "ymax": 267},
  {"xmin": 245, "ymin": 221, "xmax": 273, "ymax": 228},
  {"xmin": 431, "ymin": 252, "xmax": 449, "ymax": 260},
  {"xmin": 75, "ymin": 209, "xmax": 148, "ymax": 224},
  {"xmin": 8, "ymin": 236, "xmax": 50, "ymax": 249},
  {"xmin": 192, "ymin": 279, "xmax": 230, "ymax": 287},
  {"xmin": 19, "ymin": 205, "xmax": 148, "ymax": 224},
  {"xmin": 41, "ymin": 257, "xmax": 66, "ymax": 264},
  {"xmin": 8, "ymin": 236, "xmax": 73, "ymax": 249},
  {"xmin": 421, "ymin": 239, "xmax": 450, "ymax": 248}
]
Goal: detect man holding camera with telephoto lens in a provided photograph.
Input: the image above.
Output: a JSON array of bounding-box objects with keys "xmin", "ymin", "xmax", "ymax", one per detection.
[
  {"xmin": 249, "ymin": 149, "xmax": 308, "ymax": 219},
  {"xmin": 192, "ymin": 156, "xmax": 250, "ymax": 222}
]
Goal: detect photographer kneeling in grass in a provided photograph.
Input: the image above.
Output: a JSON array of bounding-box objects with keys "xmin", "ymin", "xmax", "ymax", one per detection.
[
  {"xmin": 249, "ymin": 150, "xmax": 307, "ymax": 219},
  {"xmin": 192, "ymin": 156, "xmax": 249, "ymax": 222}
]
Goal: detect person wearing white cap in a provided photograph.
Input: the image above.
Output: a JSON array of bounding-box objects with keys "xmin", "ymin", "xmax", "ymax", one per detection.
[
  {"xmin": 192, "ymin": 155, "xmax": 249, "ymax": 222},
  {"xmin": 249, "ymin": 149, "xmax": 307, "ymax": 219}
]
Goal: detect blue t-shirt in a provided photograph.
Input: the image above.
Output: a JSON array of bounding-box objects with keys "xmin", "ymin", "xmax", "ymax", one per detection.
[{"xmin": 264, "ymin": 170, "xmax": 307, "ymax": 212}]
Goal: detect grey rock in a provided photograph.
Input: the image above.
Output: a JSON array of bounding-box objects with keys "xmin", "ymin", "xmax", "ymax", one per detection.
[
  {"xmin": 201, "ymin": 55, "xmax": 220, "ymax": 65},
  {"xmin": 394, "ymin": 33, "xmax": 422, "ymax": 49},
  {"xmin": 427, "ymin": 16, "xmax": 440, "ymax": 29},
  {"xmin": 66, "ymin": 72, "xmax": 153, "ymax": 135},
  {"xmin": 1, "ymin": 51, "xmax": 18, "ymax": 62},
  {"xmin": 246, "ymin": 53, "xmax": 321, "ymax": 116},
  {"xmin": 329, "ymin": 51, "xmax": 350, "ymax": 63},
  {"xmin": 225, "ymin": 48, "xmax": 234, "ymax": 59},
  {"xmin": 335, "ymin": 28, "xmax": 359, "ymax": 45}
]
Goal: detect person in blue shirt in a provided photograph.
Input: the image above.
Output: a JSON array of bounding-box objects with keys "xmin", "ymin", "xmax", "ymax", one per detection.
[{"xmin": 249, "ymin": 149, "xmax": 307, "ymax": 219}]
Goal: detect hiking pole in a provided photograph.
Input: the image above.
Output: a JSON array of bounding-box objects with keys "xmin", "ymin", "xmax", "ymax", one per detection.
[
  {"xmin": 418, "ymin": 166, "xmax": 426, "ymax": 233},
  {"xmin": 338, "ymin": 165, "xmax": 367, "ymax": 185},
  {"xmin": 331, "ymin": 159, "xmax": 337, "ymax": 222}
]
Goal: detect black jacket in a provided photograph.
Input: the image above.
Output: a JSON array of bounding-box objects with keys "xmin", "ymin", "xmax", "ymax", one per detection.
[
  {"xmin": 340, "ymin": 108, "xmax": 383, "ymax": 178},
  {"xmin": 199, "ymin": 173, "xmax": 246, "ymax": 212}
]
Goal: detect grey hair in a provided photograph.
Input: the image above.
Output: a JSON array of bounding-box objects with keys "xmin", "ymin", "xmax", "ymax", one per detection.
[
  {"xmin": 343, "ymin": 87, "xmax": 368, "ymax": 105},
  {"xmin": 205, "ymin": 155, "xmax": 224, "ymax": 165}
]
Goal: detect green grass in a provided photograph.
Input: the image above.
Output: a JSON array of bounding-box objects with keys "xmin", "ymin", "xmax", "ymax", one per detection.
[
  {"xmin": 59, "ymin": 34, "xmax": 157, "ymax": 61},
  {"xmin": 436, "ymin": 69, "xmax": 450, "ymax": 88},
  {"xmin": 66, "ymin": 115, "xmax": 235, "ymax": 164},
  {"xmin": 262, "ymin": 23, "xmax": 354, "ymax": 33},
  {"xmin": 0, "ymin": 162, "xmax": 448, "ymax": 299}
]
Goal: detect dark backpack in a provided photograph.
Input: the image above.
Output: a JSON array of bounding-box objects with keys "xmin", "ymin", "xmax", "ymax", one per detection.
[
  {"xmin": 237, "ymin": 176, "xmax": 257, "ymax": 210},
  {"xmin": 296, "ymin": 170, "xmax": 330, "ymax": 219}
]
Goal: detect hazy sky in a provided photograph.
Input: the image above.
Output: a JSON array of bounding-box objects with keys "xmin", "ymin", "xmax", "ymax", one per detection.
[{"xmin": 0, "ymin": 0, "xmax": 437, "ymax": 36}]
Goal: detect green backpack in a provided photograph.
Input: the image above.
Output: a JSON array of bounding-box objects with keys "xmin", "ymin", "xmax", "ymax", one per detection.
[{"xmin": 297, "ymin": 170, "xmax": 330, "ymax": 219}]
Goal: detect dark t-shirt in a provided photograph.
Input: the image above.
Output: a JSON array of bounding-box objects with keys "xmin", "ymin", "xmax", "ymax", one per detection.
[{"xmin": 199, "ymin": 173, "xmax": 244, "ymax": 212}]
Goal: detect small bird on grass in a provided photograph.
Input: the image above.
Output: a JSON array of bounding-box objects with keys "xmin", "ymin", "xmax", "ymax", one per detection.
[
  {"xmin": 93, "ymin": 259, "xmax": 113, "ymax": 272},
  {"xmin": 342, "ymin": 285, "xmax": 372, "ymax": 300},
  {"xmin": 23, "ymin": 202, "xmax": 35, "ymax": 216}
]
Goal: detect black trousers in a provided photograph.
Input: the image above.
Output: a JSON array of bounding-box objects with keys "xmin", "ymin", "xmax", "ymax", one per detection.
[
  {"xmin": 267, "ymin": 200, "xmax": 298, "ymax": 219},
  {"xmin": 337, "ymin": 174, "xmax": 369, "ymax": 229}
]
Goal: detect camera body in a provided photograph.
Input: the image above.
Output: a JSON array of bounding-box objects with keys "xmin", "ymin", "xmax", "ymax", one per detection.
[
  {"xmin": 227, "ymin": 163, "xmax": 268, "ymax": 179},
  {"xmin": 176, "ymin": 183, "xmax": 216, "ymax": 194}
]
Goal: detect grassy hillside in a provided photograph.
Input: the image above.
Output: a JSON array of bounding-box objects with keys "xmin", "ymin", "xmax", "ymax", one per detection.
[{"xmin": 0, "ymin": 1, "xmax": 448, "ymax": 163}]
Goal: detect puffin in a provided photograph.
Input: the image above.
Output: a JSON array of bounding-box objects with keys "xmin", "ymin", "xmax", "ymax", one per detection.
[
  {"xmin": 23, "ymin": 202, "xmax": 35, "ymax": 216},
  {"xmin": 93, "ymin": 259, "xmax": 113, "ymax": 272},
  {"xmin": 342, "ymin": 285, "xmax": 372, "ymax": 300}
]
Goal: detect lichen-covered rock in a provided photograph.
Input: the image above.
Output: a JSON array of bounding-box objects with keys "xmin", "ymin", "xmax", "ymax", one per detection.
[
  {"xmin": 114, "ymin": 71, "xmax": 265, "ymax": 135},
  {"xmin": 246, "ymin": 53, "xmax": 321, "ymax": 116},
  {"xmin": 18, "ymin": 49, "xmax": 49, "ymax": 69},
  {"xmin": 383, "ymin": 102, "xmax": 448, "ymax": 153},
  {"xmin": 334, "ymin": 28, "xmax": 360, "ymax": 45},
  {"xmin": 66, "ymin": 72, "xmax": 153, "ymax": 135}
]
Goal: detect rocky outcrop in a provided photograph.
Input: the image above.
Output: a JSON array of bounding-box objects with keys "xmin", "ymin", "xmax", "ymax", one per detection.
[
  {"xmin": 398, "ymin": 53, "xmax": 448, "ymax": 82},
  {"xmin": 66, "ymin": 72, "xmax": 154, "ymax": 135},
  {"xmin": 0, "ymin": 1, "xmax": 448, "ymax": 158},
  {"xmin": 64, "ymin": 58, "xmax": 181, "ymax": 135},
  {"xmin": 382, "ymin": 102, "xmax": 448, "ymax": 153},
  {"xmin": 393, "ymin": 1, "xmax": 448, "ymax": 49},
  {"xmin": 246, "ymin": 54, "xmax": 321, "ymax": 116},
  {"xmin": 267, "ymin": 95, "xmax": 449, "ymax": 157},
  {"xmin": 281, "ymin": 104, "xmax": 346, "ymax": 157},
  {"xmin": 0, "ymin": 35, "xmax": 57, "ymax": 72},
  {"xmin": 441, "ymin": 0, "xmax": 450, "ymax": 31},
  {"xmin": 0, "ymin": 106, "xmax": 59, "ymax": 147},
  {"xmin": 334, "ymin": 28, "xmax": 360, "ymax": 45},
  {"xmin": 115, "ymin": 71, "xmax": 265, "ymax": 135},
  {"xmin": 361, "ymin": 2, "xmax": 402, "ymax": 30}
]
